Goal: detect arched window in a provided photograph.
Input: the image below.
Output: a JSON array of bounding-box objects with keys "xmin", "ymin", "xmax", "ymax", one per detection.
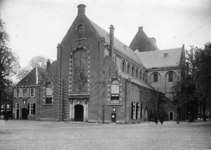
[
  {"xmin": 111, "ymin": 80, "xmax": 120, "ymax": 100},
  {"xmin": 169, "ymin": 72, "xmax": 173, "ymax": 82},
  {"xmin": 153, "ymin": 73, "xmax": 158, "ymax": 82},
  {"xmin": 127, "ymin": 63, "xmax": 130, "ymax": 74},
  {"xmin": 122, "ymin": 61, "xmax": 125, "ymax": 72},
  {"xmin": 132, "ymin": 66, "xmax": 135, "ymax": 76},
  {"xmin": 73, "ymin": 49, "xmax": 88, "ymax": 94}
]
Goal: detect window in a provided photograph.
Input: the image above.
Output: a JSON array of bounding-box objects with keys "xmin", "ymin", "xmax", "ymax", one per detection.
[
  {"xmin": 19, "ymin": 88, "xmax": 23, "ymax": 97},
  {"xmin": 127, "ymin": 63, "xmax": 130, "ymax": 74},
  {"xmin": 132, "ymin": 66, "xmax": 135, "ymax": 76},
  {"xmin": 140, "ymin": 70, "xmax": 142, "ymax": 79},
  {"xmin": 73, "ymin": 49, "xmax": 88, "ymax": 94},
  {"xmin": 140, "ymin": 103, "xmax": 142, "ymax": 118},
  {"xmin": 136, "ymin": 103, "xmax": 140, "ymax": 119},
  {"xmin": 169, "ymin": 72, "xmax": 173, "ymax": 82},
  {"xmin": 122, "ymin": 61, "xmax": 125, "ymax": 72},
  {"xmin": 16, "ymin": 103, "xmax": 19, "ymax": 109},
  {"xmin": 153, "ymin": 74, "xmax": 158, "ymax": 82},
  {"xmin": 30, "ymin": 103, "xmax": 36, "ymax": 115},
  {"xmin": 45, "ymin": 83, "xmax": 53, "ymax": 105},
  {"xmin": 17, "ymin": 88, "xmax": 19, "ymax": 97},
  {"xmin": 111, "ymin": 80, "xmax": 120, "ymax": 100},
  {"xmin": 23, "ymin": 88, "xmax": 29, "ymax": 97},
  {"xmin": 136, "ymin": 69, "xmax": 138, "ymax": 78},
  {"xmin": 131, "ymin": 102, "xmax": 136, "ymax": 119},
  {"xmin": 7, "ymin": 104, "xmax": 10, "ymax": 111},
  {"xmin": 14, "ymin": 89, "xmax": 17, "ymax": 97},
  {"xmin": 30, "ymin": 88, "xmax": 35, "ymax": 97}
]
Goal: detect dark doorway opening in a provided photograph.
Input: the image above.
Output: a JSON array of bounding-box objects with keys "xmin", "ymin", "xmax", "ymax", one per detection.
[
  {"xmin": 16, "ymin": 109, "xmax": 19, "ymax": 119},
  {"xmin": 22, "ymin": 108, "xmax": 28, "ymax": 119},
  {"xmin": 111, "ymin": 113, "xmax": 116, "ymax": 123},
  {"xmin": 169, "ymin": 112, "xmax": 174, "ymax": 120},
  {"xmin": 74, "ymin": 104, "xmax": 84, "ymax": 121}
]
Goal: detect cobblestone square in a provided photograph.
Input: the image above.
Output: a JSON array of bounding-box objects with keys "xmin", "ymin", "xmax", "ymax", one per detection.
[{"xmin": 0, "ymin": 120, "xmax": 211, "ymax": 150}]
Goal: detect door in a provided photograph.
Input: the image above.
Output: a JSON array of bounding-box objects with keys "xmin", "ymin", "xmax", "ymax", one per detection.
[
  {"xmin": 111, "ymin": 113, "xmax": 116, "ymax": 123},
  {"xmin": 22, "ymin": 108, "xmax": 28, "ymax": 119},
  {"xmin": 74, "ymin": 104, "xmax": 84, "ymax": 121},
  {"xmin": 16, "ymin": 109, "xmax": 19, "ymax": 119},
  {"xmin": 169, "ymin": 112, "xmax": 174, "ymax": 120}
]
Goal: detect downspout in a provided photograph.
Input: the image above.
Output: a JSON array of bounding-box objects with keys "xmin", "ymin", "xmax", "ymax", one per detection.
[
  {"xmin": 125, "ymin": 79, "xmax": 127, "ymax": 123},
  {"xmin": 98, "ymin": 40, "xmax": 100, "ymax": 122}
]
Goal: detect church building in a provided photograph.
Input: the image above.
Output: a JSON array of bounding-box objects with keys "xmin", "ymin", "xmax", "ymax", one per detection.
[{"xmin": 13, "ymin": 4, "xmax": 185, "ymax": 123}]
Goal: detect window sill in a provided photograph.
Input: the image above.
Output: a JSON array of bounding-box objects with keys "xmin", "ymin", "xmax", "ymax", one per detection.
[
  {"xmin": 42, "ymin": 104, "xmax": 53, "ymax": 106},
  {"xmin": 107, "ymin": 101, "xmax": 122, "ymax": 106}
]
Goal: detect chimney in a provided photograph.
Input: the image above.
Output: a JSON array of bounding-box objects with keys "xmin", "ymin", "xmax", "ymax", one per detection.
[
  {"xmin": 109, "ymin": 25, "xmax": 114, "ymax": 59},
  {"xmin": 77, "ymin": 4, "xmax": 86, "ymax": 16},
  {"xmin": 139, "ymin": 26, "xmax": 143, "ymax": 31},
  {"xmin": 47, "ymin": 59, "xmax": 51, "ymax": 69}
]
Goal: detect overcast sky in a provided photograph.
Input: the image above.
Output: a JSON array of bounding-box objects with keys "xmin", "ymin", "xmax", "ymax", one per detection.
[{"xmin": 1, "ymin": 0, "xmax": 211, "ymax": 68}]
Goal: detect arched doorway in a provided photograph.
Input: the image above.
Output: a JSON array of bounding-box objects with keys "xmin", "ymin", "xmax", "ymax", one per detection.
[
  {"xmin": 22, "ymin": 108, "xmax": 28, "ymax": 119},
  {"xmin": 144, "ymin": 107, "xmax": 148, "ymax": 121},
  {"xmin": 74, "ymin": 104, "xmax": 84, "ymax": 121}
]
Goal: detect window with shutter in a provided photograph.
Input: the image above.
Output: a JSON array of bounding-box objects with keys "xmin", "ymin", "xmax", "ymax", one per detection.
[
  {"xmin": 27, "ymin": 88, "xmax": 30, "ymax": 97},
  {"xmin": 19, "ymin": 88, "xmax": 23, "ymax": 97},
  {"xmin": 23, "ymin": 88, "xmax": 28, "ymax": 97}
]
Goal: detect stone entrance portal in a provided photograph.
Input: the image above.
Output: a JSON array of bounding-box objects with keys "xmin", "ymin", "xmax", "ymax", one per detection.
[{"xmin": 69, "ymin": 94, "xmax": 89, "ymax": 122}]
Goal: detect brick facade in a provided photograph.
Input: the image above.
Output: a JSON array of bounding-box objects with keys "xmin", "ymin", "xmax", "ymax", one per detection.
[{"xmin": 13, "ymin": 4, "xmax": 178, "ymax": 123}]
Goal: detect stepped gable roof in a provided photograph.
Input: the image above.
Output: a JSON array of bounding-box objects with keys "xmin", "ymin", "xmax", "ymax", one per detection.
[
  {"xmin": 129, "ymin": 27, "xmax": 159, "ymax": 52},
  {"xmin": 135, "ymin": 47, "xmax": 183, "ymax": 69},
  {"xmin": 89, "ymin": 20, "xmax": 144, "ymax": 67},
  {"xmin": 120, "ymin": 72, "xmax": 154, "ymax": 90},
  {"xmin": 16, "ymin": 67, "xmax": 46, "ymax": 87}
]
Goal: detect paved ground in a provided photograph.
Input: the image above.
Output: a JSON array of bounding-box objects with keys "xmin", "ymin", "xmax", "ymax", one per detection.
[{"xmin": 0, "ymin": 120, "xmax": 211, "ymax": 150}]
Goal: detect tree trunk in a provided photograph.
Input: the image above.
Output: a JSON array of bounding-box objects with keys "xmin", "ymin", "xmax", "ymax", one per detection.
[{"xmin": 203, "ymin": 99, "xmax": 206, "ymax": 121}]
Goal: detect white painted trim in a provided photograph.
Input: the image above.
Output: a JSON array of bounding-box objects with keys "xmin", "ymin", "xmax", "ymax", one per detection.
[{"xmin": 36, "ymin": 67, "xmax": 38, "ymax": 85}]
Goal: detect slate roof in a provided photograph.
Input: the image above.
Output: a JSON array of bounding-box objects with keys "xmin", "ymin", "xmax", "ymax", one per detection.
[
  {"xmin": 135, "ymin": 47, "xmax": 183, "ymax": 69},
  {"xmin": 120, "ymin": 71, "xmax": 154, "ymax": 90},
  {"xmin": 129, "ymin": 27, "xmax": 159, "ymax": 52},
  {"xmin": 89, "ymin": 20, "xmax": 144, "ymax": 67},
  {"xmin": 16, "ymin": 67, "xmax": 46, "ymax": 86}
]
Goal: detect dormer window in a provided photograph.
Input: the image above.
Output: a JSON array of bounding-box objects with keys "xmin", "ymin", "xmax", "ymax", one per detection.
[{"xmin": 77, "ymin": 24, "xmax": 84, "ymax": 32}]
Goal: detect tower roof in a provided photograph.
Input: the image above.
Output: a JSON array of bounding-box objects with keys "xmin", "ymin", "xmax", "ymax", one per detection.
[{"xmin": 129, "ymin": 27, "xmax": 159, "ymax": 52}]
